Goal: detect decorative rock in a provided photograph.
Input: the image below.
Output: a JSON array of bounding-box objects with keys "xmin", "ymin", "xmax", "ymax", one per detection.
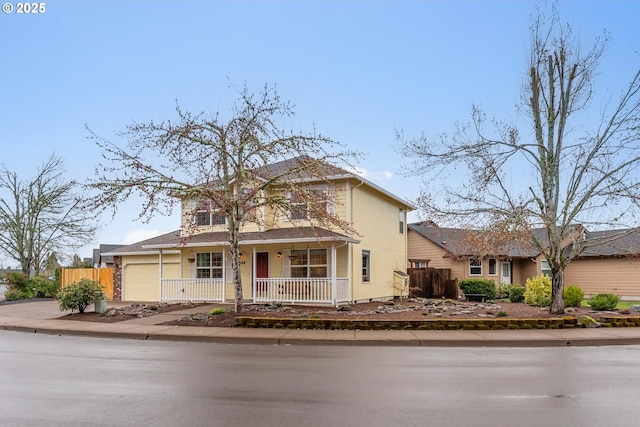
[
  {"xmin": 629, "ymin": 305, "xmax": 640, "ymax": 312},
  {"xmin": 577, "ymin": 315, "xmax": 600, "ymax": 328},
  {"xmin": 189, "ymin": 313, "xmax": 209, "ymax": 322},
  {"xmin": 337, "ymin": 305, "xmax": 352, "ymax": 312}
]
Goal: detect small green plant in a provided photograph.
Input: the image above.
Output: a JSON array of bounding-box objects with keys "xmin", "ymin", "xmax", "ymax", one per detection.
[
  {"xmin": 563, "ymin": 285, "xmax": 584, "ymax": 308},
  {"xmin": 6, "ymin": 272, "xmax": 32, "ymax": 297},
  {"xmin": 496, "ymin": 311, "xmax": 508, "ymax": 317},
  {"xmin": 524, "ymin": 275, "xmax": 552, "ymax": 307},
  {"xmin": 458, "ymin": 279, "xmax": 496, "ymax": 301},
  {"xmin": 209, "ymin": 308, "xmax": 226, "ymax": 315},
  {"xmin": 495, "ymin": 284, "xmax": 513, "ymax": 299},
  {"xmin": 3, "ymin": 289, "xmax": 30, "ymax": 301},
  {"xmin": 508, "ymin": 286, "xmax": 526, "ymax": 303},
  {"xmin": 57, "ymin": 279, "xmax": 104, "ymax": 314},
  {"xmin": 30, "ymin": 276, "xmax": 60, "ymax": 298},
  {"xmin": 588, "ymin": 293, "xmax": 620, "ymax": 311}
]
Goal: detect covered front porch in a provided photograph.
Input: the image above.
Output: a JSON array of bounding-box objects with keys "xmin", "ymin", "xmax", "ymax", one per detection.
[{"xmin": 152, "ymin": 227, "xmax": 358, "ymax": 306}]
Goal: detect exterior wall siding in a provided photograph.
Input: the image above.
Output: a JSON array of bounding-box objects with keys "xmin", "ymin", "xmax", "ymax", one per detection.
[
  {"xmin": 564, "ymin": 257, "xmax": 640, "ymax": 300},
  {"xmin": 350, "ymin": 183, "xmax": 408, "ymax": 302}
]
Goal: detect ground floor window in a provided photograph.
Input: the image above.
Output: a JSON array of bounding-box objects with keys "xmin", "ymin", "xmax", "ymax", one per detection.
[
  {"xmin": 541, "ymin": 260, "xmax": 552, "ymax": 277},
  {"xmin": 196, "ymin": 252, "xmax": 223, "ymax": 278},
  {"xmin": 488, "ymin": 258, "xmax": 497, "ymax": 275},
  {"xmin": 290, "ymin": 248, "xmax": 327, "ymax": 278},
  {"xmin": 469, "ymin": 258, "xmax": 482, "ymax": 275},
  {"xmin": 362, "ymin": 250, "xmax": 371, "ymax": 282}
]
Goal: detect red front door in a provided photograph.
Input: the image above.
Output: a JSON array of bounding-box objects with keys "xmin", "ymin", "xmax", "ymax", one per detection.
[{"xmin": 256, "ymin": 252, "xmax": 269, "ymax": 291}]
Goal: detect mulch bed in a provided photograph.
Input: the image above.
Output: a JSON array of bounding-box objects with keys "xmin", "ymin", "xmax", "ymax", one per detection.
[
  {"xmin": 55, "ymin": 298, "xmax": 631, "ymax": 328},
  {"xmin": 58, "ymin": 302, "xmax": 206, "ymax": 323}
]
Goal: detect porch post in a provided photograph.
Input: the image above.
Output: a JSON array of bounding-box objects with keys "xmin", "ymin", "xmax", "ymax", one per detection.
[
  {"xmin": 158, "ymin": 249, "xmax": 163, "ymax": 302},
  {"xmin": 331, "ymin": 244, "xmax": 337, "ymax": 306},
  {"xmin": 222, "ymin": 250, "xmax": 226, "ymax": 302},
  {"xmin": 252, "ymin": 246, "xmax": 256, "ymax": 303}
]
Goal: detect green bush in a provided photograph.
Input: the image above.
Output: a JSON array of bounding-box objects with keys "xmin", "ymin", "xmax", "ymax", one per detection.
[
  {"xmin": 6, "ymin": 272, "xmax": 31, "ymax": 295},
  {"xmin": 5, "ymin": 273, "xmax": 59, "ymax": 299},
  {"xmin": 524, "ymin": 275, "xmax": 552, "ymax": 307},
  {"xmin": 30, "ymin": 276, "xmax": 60, "ymax": 298},
  {"xmin": 508, "ymin": 286, "xmax": 526, "ymax": 303},
  {"xmin": 57, "ymin": 279, "xmax": 104, "ymax": 314},
  {"xmin": 588, "ymin": 293, "xmax": 620, "ymax": 311},
  {"xmin": 495, "ymin": 284, "xmax": 513, "ymax": 299},
  {"xmin": 563, "ymin": 285, "xmax": 584, "ymax": 308},
  {"xmin": 210, "ymin": 308, "xmax": 226, "ymax": 315},
  {"xmin": 4, "ymin": 289, "xmax": 30, "ymax": 301},
  {"xmin": 458, "ymin": 279, "xmax": 496, "ymax": 301}
]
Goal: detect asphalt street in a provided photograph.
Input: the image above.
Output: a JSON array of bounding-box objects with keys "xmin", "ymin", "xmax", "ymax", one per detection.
[{"xmin": 1, "ymin": 332, "xmax": 640, "ymax": 427}]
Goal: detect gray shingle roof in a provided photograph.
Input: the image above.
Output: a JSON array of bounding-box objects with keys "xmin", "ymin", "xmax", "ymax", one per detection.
[
  {"xmin": 408, "ymin": 223, "xmax": 547, "ymax": 258},
  {"xmin": 409, "ymin": 223, "xmax": 640, "ymax": 258},
  {"xmin": 578, "ymin": 228, "xmax": 640, "ymax": 257},
  {"xmin": 103, "ymin": 226, "xmax": 358, "ymax": 255}
]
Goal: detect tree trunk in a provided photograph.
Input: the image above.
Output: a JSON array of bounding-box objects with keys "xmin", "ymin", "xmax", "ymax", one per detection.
[
  {"xmin": 549, "ymin": 267, "xmax": 565, "ymax": 314},
  {"xmin": 230, "ymin": 221, "xmax": 243, "ymax": 313}
]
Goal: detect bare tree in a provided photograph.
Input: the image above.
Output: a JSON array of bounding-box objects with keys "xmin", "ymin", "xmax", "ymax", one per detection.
[
  {"xmin": 0, "ymin": 155, "xmax": 99, "ymax": 276},
  {"xmin": 87, "ymin": 84, "xmax": 361, "ymax": 312},
  {"xmin": 398, "ymin": 3, "xmax": 640, "ymax": 314}
]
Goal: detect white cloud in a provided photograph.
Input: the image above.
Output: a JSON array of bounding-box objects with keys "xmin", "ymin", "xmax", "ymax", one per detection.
[
  {"xmin": 122, "ymin": 229, "xmax": 164, "ymax": 245},
  {"xmin": 349, "ymin": 166, "xmax": 393, "ymax": 182}
]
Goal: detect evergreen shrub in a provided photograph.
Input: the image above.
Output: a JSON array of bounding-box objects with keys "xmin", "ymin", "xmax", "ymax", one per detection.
[
  {"xmin": 508, "ymin": 286, "xmax": 526, "ymax": 303},
  {"xmin": 563, "ymin": 285, "xmax": 584, "ymax": 308},
  {"xmin": 588, "ymin": 293, "xmax": 620, "ymax": 311},
  {"xmin": 57, "ymin": 278, "xmax": 104, "ymax": 314},
  {"xmin": 524, "ymin": 275, "xmax": 552, "ymax": 307},
  {"xmin": 458, "ymin": 279, "xmax": 496, "ymax": 301}
]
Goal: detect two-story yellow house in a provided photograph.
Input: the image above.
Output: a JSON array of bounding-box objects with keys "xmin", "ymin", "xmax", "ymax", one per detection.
[{"xmin": 104, "ymin": 157, "xmax": 413, "ymax": 306}]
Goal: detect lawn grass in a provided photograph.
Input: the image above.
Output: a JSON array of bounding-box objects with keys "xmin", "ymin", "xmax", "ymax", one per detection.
[{"xmin": 581, "ymin": 300, "xmax": 636, "ymax": 310}]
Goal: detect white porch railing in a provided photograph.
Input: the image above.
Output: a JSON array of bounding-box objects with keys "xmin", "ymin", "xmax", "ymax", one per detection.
[
  {"xmin": 160, "ymin": 278, "xmax": 225, "ymax": 302},
  {"xmin": 253, "ymin": 277, "xmax": 350, "ymax": 305}
]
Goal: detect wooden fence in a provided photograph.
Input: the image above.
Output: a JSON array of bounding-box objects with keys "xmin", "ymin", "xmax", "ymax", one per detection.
[
  {"xmin": 60, "ymin": 268, "xmax": 114, "ymax": 300},
  {"xmin": 408, "ymin": 268, "xmax": 458, "ymax": 299}
]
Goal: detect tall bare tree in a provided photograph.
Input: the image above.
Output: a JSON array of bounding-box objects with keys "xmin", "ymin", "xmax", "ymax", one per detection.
[
  {"xmin": 87, "ymin": 84, "xmax": 361, "ymax": 312},
  {"xmin": 0, "ymin": 155, "xmax": 98, "ymax": 276},
  {"xmin": 398, "ymin": 3, "xmax": 640, "ymax": 314}
]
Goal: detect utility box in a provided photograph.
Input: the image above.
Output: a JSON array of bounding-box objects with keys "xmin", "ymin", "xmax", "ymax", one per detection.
[{"xmin": 94, "ymin": 292, "xmax": 107, "ymax": 314}]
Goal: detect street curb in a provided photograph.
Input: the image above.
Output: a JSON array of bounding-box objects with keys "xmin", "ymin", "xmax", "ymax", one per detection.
[{"xmin": 5, "ymin": 323, "xmax": 640, "ymax": 347}]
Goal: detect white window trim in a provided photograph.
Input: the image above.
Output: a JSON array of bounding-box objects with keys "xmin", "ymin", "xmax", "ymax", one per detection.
[
  {"xmin": 469, "ymin": 258, "xmax": 482, "ymax": 276},
  {"xmin": 362, "ymin": 250, "xmax": 371, "ymax": 283},
  {"xmin": 488, "ymin": 258, "xmax": 497, "ymax": 276},
  {"xmin": 541, "ymin": 260, "xmax": 552, "ymax": 277},
  {"xmin": 195, "ymin": 252, "xmax": 224, "ymax": 278}
]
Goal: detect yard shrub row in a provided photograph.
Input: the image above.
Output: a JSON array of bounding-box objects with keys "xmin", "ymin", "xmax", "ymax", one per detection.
[
  {"xmin": 588, "ymin": 293, "xmax": 620, "ymax": 311},
  {"xmin": 458, "ymin": 279, "xmax": 496, "ymax": 301},
  {"xmin": 4, "ymin": 272, "xmax": 60, "ymax": 300}
]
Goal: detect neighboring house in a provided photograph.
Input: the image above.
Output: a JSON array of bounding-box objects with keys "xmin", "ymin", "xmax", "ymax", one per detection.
[
  {"xmin": 104, "ymin": 157, "xmax": 413, "ymax": 305},
  {"xmin": 408, "ymin": 222, "xmax": 640, "ymax": 299},
  {"xmin": 92, "ymin": 244, "xmax": 123, "ymax": 268}
]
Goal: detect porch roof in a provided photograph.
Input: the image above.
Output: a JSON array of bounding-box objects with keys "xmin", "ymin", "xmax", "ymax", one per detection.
[{"xmin": 104, "ymin": 226, "xmax": 359, "ymax": 255}]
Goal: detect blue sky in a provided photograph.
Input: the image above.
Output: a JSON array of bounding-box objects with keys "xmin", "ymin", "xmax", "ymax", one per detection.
[{"xmin": 1, "ymin": 1, "xmax": 639, "ymax": 266}]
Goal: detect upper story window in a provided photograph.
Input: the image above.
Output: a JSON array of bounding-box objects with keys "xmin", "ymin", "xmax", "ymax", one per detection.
[
  {"xmin": 195, "ymin": 201, "xmax": 226, "ymax": 226},
  {"xmin": 469, "ymin": 258, "xmax": 482, "ymax": 275},
  {"xmin": 286, "ymin": 185, "xmax": 334, "ymax": 221},
  {"xmin": 399, "ymin": 210, "xmax": 405, "ymax": 234}
]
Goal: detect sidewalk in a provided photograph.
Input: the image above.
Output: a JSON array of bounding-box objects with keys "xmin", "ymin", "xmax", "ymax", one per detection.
[{"xmin": 2, "ymin": 300, "xmax": 640, "ymax": 347}]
